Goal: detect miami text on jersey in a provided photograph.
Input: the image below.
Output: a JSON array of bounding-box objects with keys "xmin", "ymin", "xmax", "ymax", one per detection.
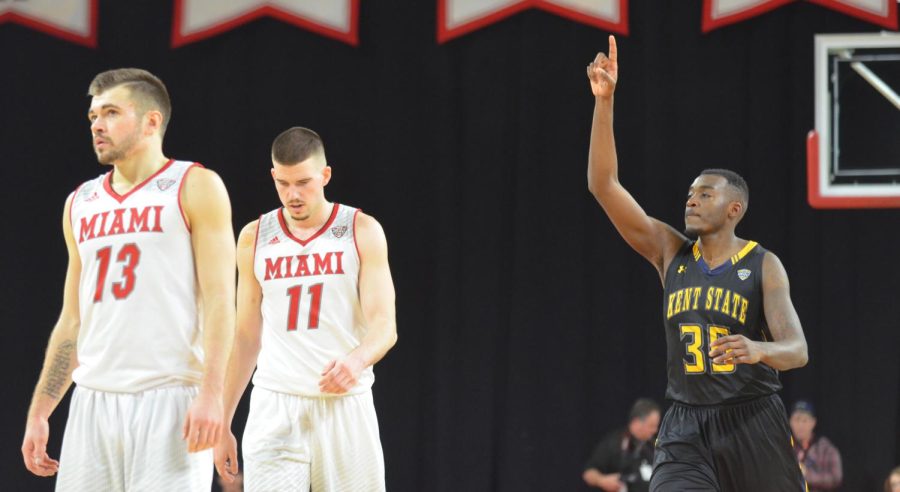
[
  {"xmin": 263, "ymin": 251, "xmax": 346, "ymax": 280},
  {"xmin": 78, "ymin": 205, "xmax": 164, "ymax": 243}
]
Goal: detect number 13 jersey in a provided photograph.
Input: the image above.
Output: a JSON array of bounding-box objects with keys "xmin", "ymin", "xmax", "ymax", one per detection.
[
  {"xmin": 69, "ymin": 160, "xmax": 203, "ymax": 393},
  {"xmin": 662, "ymin": 240, "xmax": 782, "ymax": 405},
  {"xmin": 252, "ymin": 204, "xmax": 373, "ymax": 397}
]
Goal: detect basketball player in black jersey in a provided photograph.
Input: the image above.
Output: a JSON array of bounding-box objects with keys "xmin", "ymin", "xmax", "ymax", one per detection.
[{"xmin": 586, "ymin": 36, "xmax": 809, "ymax": 492}]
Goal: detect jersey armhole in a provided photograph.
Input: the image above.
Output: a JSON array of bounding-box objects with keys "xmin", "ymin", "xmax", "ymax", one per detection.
[
  {"xmin": 252, "ymin": 214, "xmax": 264, "ymax": 261},
  {"xmin": 177, "ymin": 162, "xmax": 205, "ymax": 233},
  {"xmin": 68, "ymin": 183, "xmax": 84, "ymax": 233},
  {"xmin": 662, "ymin": 240, "xmax": 693, "ymax": 284},
  {"xmin": 352, "ymin": 209, "xmax": 362, "ymax": 263}
]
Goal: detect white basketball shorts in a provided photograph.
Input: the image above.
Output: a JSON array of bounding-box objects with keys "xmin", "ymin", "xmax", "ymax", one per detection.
[
  {"xmin": 242, "ymin": 387, "xmax": 385, "ymax": 492},
  {"xmin": 55, "ymin": 385, "xmax": 213, "ymax": 491}
]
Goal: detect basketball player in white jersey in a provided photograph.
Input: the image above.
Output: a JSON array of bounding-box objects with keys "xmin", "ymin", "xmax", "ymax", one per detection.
[
  {"xmin": 213, "ymin": 127, "xmax": 397, "ymax": 491},
  {"xmin": 21, "ymin": 68, "xmax": 235, "ymax": 490}
]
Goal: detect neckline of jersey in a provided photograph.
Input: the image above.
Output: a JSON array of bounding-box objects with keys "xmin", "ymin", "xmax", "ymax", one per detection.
[
  {"xmin": 693, "ymin": 241, "xmax": 758, "ymax": 276},
  {"xmin": 102, "ymin": 159, "xmax": 175, "ymax": 204},
  {"xmin": 277, "ymin": 203, "xmax": 339, "ymax": 247}
]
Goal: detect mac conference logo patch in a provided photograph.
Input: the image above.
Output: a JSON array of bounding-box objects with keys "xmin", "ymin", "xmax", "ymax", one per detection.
[
  {"xmin": 331, "ymin": 226, "xmax": 348, "ymax": 238},
  {"xmin": 737, "ymin": 269, "xmax": 751, "ymax": 281},
  {"xmin": 156, "ymin": 178, "xmax": 176, "ymax": 191}
]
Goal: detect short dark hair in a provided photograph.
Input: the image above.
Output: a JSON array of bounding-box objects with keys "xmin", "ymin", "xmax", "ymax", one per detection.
[
  {"xmin": 628, "ymin": 398, "xmax": 660, "ymax": 422},
  {"xmin": 88, "ymin": 68, "xmax": 171, "ymax": 135},
  {"xmin": 700, "ymin": 168, "xmax": 749, "ymax": 208},
  {"xmin": 271, "ymin": 127, "xmax": 325, "ymax": 166}
]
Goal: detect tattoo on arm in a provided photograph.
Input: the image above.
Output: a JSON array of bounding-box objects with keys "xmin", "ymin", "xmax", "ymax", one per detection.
[{"xmin": 41, "ymin": 340, "xmax": 75, "ymax": 400}]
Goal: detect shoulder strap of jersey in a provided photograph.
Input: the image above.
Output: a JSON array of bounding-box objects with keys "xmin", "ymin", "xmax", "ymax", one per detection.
[{"xmin": 254, "ymin": 209, "xmax": 284, "ymax": 259}]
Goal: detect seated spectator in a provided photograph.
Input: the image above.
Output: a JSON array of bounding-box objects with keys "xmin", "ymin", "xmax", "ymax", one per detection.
[
  {"xmin": 583, "ymin": 398, "xmax": 660, "ymax": 492},
  {"xmin": 789, "ymin": 400, "xmax": 842, "ymax": 491}
]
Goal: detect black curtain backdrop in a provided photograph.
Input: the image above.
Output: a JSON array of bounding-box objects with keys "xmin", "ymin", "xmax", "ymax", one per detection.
[{"xmin": 2, "ymin": 1, "xmax": 899, "ymax": 490}]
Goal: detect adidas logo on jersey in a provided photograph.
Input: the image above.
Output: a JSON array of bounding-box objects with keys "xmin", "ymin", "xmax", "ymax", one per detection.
[
  {"xmin": 677, "ymin": 265, "xmax": 686, "ymax": 274},
  {"xmin": 269, "ymin": 236, "xmax": 281, "ymax": 245},
  {"xmin": 85, "ymin": 191, "xmax": 99, "ymax": 202}
]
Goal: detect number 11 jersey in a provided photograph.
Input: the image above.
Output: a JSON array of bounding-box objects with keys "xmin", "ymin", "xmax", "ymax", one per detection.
[{"xmin": 252, "ymin": 204, "xmax": 372, "ymax": 397}]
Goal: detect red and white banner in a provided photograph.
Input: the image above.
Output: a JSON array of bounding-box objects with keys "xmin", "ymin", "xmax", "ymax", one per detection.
[
  {"xmin": 172, "ymin": 0, "xmax": 359, "ymax": 47},
  {"xmin": 438, "ymin": 0, "xmax": 628, "ymax": 43},
  {"xmin": 807, "ymin": 0, "xmax": 897, "ymax": 30},
  {"xmin": 702, "ymin": 0, "xmax": 793, "ymax": 32},
  {"xmin": 703, "ymin": 0, "xmax": 897, "ymax": 31},
  {"xmin": 0, "ymin": 0, "xmax": 97, "ymax": 46}
]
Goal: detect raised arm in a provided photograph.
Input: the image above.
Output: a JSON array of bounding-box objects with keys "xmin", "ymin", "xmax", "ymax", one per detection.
[
  {"xmin": 709, "ymin": 252, "xmax": 808, "ymax": 371},
  {"xmin": 318, "ymin": 213, "xmax": 397, "ymax": 394},
  {"xmin": 181, "ymin": 167, "xmax": 236, "ymax": 453},
  {"xmin": 22, "ymin": 194, "xmax": 82, "ymax": 477},
  {"xmin": 214, "ymin": 221, "xmax": 263, "ymax": 483},
  {"xmin": 587, "ymin": 35, "xmax": 685, "ymax": 274}
]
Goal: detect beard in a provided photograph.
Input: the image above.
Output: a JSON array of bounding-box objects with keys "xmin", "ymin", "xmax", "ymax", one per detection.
[{"xmin": 95, "ymin": 129, "xmax": 140, "ymax": 165}]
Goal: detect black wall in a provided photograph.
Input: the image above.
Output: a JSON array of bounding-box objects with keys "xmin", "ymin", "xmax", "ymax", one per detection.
[{"xmin": 2, "ymin": 1, "xmax": 898, "ymax": 490}]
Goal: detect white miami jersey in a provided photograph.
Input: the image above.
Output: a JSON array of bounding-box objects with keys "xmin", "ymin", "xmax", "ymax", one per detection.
[
  {"xmin": 69, "ymin": 160, "xmax": 203, "ymax": 393},
  {"xmin": 252, "ymin": 204, "xmax": 373, "ymax": 396}
]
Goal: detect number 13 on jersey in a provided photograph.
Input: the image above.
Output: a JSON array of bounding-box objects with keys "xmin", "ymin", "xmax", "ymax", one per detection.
[{"xmin": 680, "ymin": 324, "xmax": 735, "ymax": 374}]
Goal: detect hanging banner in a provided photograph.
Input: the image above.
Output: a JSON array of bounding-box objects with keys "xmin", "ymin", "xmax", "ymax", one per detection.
[
  {"xmin": 0, "ymin": 0, "xmax": 97, "ymax": 47},
  {"xmin": 172, "ymin": 0, "xmax": 359, "ymax": 47},
  {"xmin": 704, "ymin": 0, "xmax": 897, "ymax": 31},
  {"xmin": 438, "ymin": 0, "xmax": 628, "ymax": 43},
  {"xmin": 702, "ymin": 0, "xmax": 793, "ymax": 32},
  {"xmin": 807, "ymin": 0, "xmax": 897, "ymax": 30}
]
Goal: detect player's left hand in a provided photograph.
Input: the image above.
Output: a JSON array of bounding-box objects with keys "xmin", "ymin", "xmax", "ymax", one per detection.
[
  {"xmin": 214, "ymin": 431, "xmax": 239, "ymax": 482},
  {"xmin": 319, "ymin": 354, "xmax": 365, "ymax": 394},
  {"xmin": 709, "ymin": 335, "xmax": 763, "ymax": 365},
  {"xmin": 182, "ymin": 389, "xmax": 224, "ymax": 453}
]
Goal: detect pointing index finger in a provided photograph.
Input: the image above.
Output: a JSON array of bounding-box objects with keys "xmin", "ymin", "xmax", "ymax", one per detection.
[{"xmin": 608, "ymin": 35, "xmax": 617, "ymax": 63}]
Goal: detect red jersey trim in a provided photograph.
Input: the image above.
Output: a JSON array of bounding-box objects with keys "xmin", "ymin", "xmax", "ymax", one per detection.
[
  {"xmin": 252, "ymin": 214, "xmax": 263, "ymax": 263},
  {"xmin": 278, "ymin": 203, "xmax": 339, "ymax": 247},
  {"xmin": 352, "ymin": 209, "xmax": 362, "ymax": 263},
  {"xmin": 178, "ymin": 162, "xmax": 205, "ymax": 232},
  {"xmin": 103, "ymin": 159, "xmax": 176, "ymax": 204},
  {"xmin": 68, "ymin": 183, "xmax": 85, "ymax": 234}
]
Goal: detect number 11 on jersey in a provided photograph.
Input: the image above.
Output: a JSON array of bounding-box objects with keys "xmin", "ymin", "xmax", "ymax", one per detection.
[{"xmin": 286, "ymin": 283, "xmax": 324, "ymax": 331}]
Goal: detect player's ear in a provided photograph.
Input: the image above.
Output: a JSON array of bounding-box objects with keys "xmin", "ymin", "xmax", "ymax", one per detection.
[
  {"xmin": 322, "ymin": 166, "xmax": 332, "ymax": 186},
  {"xmin": 728, "ymin": 201, "xmax": 743, "ymax": 219},
  {"xmin": 144, "ymin": 110, "xmax": 163, "ymax": 136}
]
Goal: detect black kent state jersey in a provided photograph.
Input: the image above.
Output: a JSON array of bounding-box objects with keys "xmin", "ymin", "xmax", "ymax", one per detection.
[{"xmin": 663, "ymin": 240, "xmax": 782, "ymax": 405}]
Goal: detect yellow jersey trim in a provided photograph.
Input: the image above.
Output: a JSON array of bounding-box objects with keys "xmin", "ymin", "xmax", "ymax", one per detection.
[
  {"xmin": 730, "ymin": 241, "xmax": 758, "ymax": 265},
  {"xmin": 691, "ymin": 241, "xmax": 759, "ymax": 264}
]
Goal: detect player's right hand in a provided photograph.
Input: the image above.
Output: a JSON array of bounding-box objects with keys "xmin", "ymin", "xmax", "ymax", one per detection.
[
  {"xmin": 22, "ymin": 417, "xmax": 60, "ymax": 476},
  {"xmin": 587, "ymin": 35, "xmax": 618, "ymax": 99},
  {"xmin": 214, "ymin": 431, "xmax": 239, "ymax": 482},
  {"xmin": 183, "ymin": 389, "xmax": 224, "ymax": 452}
]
